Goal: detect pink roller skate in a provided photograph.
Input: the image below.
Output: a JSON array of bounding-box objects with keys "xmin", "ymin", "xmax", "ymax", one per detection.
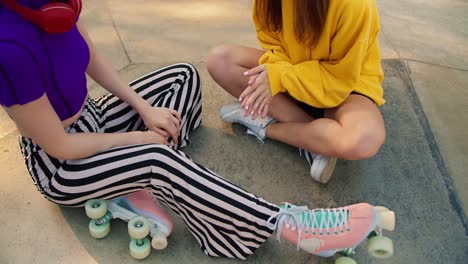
[
  {"xmin": 268, "ymin": 203, "xmax": 395, "ymax": 264},
  {"xmin": 84, "ymin": 190, "xmax": 173, "ymax": 259}
]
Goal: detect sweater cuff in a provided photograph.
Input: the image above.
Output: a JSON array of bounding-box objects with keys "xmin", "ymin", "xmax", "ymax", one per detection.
[
  {"xmin": 265, "ymin": 63, "xmax": 288, "ymax": 96},
  {"xmin": 258, "ymin": 52, "xmax": 271, "ymax": 65}
]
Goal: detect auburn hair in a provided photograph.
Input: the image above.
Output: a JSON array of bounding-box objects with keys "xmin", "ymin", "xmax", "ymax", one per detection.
[{"xmin": 254, "ymin": 0, "xmax": 330, "ymax": 47}]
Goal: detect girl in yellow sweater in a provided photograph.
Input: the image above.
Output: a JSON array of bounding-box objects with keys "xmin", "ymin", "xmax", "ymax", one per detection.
[{"xmin": 207, "ymin": 0, "xmax": 386, "ymax": 183}]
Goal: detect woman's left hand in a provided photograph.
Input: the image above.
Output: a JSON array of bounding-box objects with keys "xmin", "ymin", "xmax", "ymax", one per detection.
[
  {"xmin": 139, "ymin": 106, "xmax": 182, "ymax": 144},
  {"xmin": 240, "ymin": 65, "xmax": 273, "ymax": 119}
]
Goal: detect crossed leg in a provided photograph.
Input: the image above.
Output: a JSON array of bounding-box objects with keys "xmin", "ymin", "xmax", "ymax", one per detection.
[{"xmin": 207, "ymin": 45, "xmax": 386, "ymax": 161}]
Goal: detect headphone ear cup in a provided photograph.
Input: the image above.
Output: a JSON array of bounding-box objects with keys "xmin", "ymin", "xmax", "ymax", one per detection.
[
  {"xmin": 37, "ymin": 3, "xmax": 76, "ymax": 33},
  {"xmin": 1, "ymin": 0, "xmax": 80, "ymax": 33},
  {"xmin": 67, "ymin": 0, "xmax": 82, "ymax": 17}
]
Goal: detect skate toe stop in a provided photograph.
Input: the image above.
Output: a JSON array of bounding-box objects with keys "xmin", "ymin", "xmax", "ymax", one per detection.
[{"xmin": 377, "ymin": 211, "xmax": 395, "ymax": 231}]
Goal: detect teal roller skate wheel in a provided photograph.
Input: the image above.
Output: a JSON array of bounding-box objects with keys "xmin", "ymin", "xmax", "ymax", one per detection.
[
  {"xmin": 129, "ymin": 238, "xmax": 151, "ymax": 259},
  {"xmin": 368, "ymin": 236, "xmax": 394, "ymax": 258},
  {"xmin": 89, "ymin": 219, "xmax": 110, "ymax": 239},
  {"xmin": 335, "ymin": 256, "xmax": 357, "ymax": 264},
  {"xmin": 128, "ymin": 216, "xmax": 150, "ymax": 240},
  {"xmin": 85, "ymin": 199, "xmax": 108, "ymax": 219}
]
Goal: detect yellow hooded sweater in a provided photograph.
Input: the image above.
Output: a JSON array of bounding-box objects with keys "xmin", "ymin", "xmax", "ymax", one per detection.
[{"xmin": 254, "ymin": 0, "xmax": 385, "ymax": 108}]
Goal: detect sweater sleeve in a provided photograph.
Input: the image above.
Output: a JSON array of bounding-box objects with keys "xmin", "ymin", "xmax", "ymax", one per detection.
[
  {"xmin": 252, "ymin": 2, "xmax": 292, "ymax": 65},
  {"xmin": 355, "ymin": 5, "xmax": 385, "ymax": 106},
  {"xmin": 263, "ymin": 1, "xmax": 376, "ymax": 108}
]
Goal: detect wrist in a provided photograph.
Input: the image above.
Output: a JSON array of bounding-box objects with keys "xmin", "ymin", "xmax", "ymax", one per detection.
[
  {"xmin": 133, "ymin": 98, "xmax": 152, "ymax": 116},
  {"xmin": 115, "ymin": 131, "xmax": 144, "ymax": 147},
  {"xmin": 129, "ymin": 131, "xmax": 145, "ymax": 145}
]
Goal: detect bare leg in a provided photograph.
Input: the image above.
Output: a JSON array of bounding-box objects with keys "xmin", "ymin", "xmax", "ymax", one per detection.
[
  {"xmin": 206, "ymin": 45, "xmax": 312, "ymax": 123},
  {"xmin": 266, "ymin": 94, "xmax": 386, "ymax": 160},
  {"xmin": 206, "ymin": 45, "xmax": 264, "ymax": 98},
  {"xmin": 207, "ymin": 46, "xmax": 385, "ymax": 160}
]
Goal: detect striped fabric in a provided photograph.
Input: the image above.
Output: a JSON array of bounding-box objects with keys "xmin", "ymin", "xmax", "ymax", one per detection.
[{"xmin": 19, "ymin": 63, "xmax": 278, "ymax": 259}]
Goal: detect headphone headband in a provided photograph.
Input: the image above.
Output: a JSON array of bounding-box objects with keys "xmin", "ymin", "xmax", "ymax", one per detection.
[{"xmin": 1, "ymin": 0, "xmax": 82, "ymax": 34}]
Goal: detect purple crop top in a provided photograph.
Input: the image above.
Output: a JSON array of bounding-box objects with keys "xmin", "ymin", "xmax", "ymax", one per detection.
[{"xmin": 0, "ymin": 0, "xmax": 90, "ymax": 120}]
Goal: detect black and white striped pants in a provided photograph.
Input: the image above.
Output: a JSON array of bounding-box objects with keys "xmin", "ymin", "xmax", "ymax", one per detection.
[{"xmin": 19, "ymin": 63, "xmax": 279, "ymax": 259}]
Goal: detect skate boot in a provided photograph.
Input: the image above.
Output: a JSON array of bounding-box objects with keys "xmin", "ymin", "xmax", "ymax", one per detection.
[
  {"xmin": 300, "ymin": 149, "xmax": 337, "ymax": 184},
  {"xmin": 268, "ymin": 203, "xmax": 395, "ymax": 264},
  {"xmin": 85, "ymin": 190, "xmax": 173, "ymax": 259},
  {"xmin": 219, "ymin": 102, "xmax": 275, "ymax": 141}
]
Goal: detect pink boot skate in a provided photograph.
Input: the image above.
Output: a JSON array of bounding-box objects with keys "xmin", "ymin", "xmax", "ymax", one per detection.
[
  {"xmin": 268, "ymin": 203, "xmax": 395, "ymax": 264},
  {"xmin": 85, "ymin": 190, "xmax": 173, "ymax": 259}
]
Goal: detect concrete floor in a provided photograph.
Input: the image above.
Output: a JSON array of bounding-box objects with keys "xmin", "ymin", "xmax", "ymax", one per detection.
[{"xmin": 1, "ymin": 0, "xmax": 467, "ymax": 263}]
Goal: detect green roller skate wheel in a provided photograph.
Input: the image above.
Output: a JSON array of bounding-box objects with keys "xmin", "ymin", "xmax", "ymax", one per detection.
[
  {"xmin": 368, "ymin": 236, "xmax": 394, "ymax": 258},
  {"xmin": 89, "ymin": 219, "xmax": 111, "ymax": 239},
  {"xmin": 129, "ymin": 238, "xmax": 151, "ymax": 259},
  {"xmin": 85, "ymin": 199, "xmax": 108, "ymax": 219},
  {"xmin": 128, "ymin": 216, "xmax": 150, "ymax": 240},
  {"xmin": 335, "ymin": 256, "xmax": 357, "ymax": 264}
]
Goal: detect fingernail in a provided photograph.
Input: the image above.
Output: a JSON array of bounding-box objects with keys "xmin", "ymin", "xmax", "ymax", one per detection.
[
  {"xmin": 245, "ymin": 105, "xmax": 249, "ymax": 110},
  {"xmin": 243, "ymin": 71, "xmax": 249, "ymax": 75},
  {"xmin": 239, "ymin": 97, "xmax": 243, "ymax": 102},
  {"xmin": 251, "ymin": 111, "xmax": 254, "ymax": 115}
]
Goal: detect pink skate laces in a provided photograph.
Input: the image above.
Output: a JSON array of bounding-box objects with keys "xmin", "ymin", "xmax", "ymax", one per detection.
[{"xmin": 267, "ymin": 203, "xmax": 350, "ymax": 251}]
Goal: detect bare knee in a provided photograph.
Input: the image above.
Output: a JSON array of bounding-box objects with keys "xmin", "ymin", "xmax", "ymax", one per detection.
[
  {"xmin": 337, "ymin": 129, "xmax": 386, "ymax": 160},
  {"xmin": 206, "ymin": 45, "xmax": 235, "ymax": 76}
]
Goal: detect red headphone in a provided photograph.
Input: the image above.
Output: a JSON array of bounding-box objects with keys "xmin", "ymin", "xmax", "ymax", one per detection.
[{"xmin": 1, "ymin": 0, "xmax": 82, "ymax": 34}]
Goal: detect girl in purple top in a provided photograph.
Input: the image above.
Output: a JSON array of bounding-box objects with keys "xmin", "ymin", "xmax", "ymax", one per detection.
[{"xmin": 0, "ymin": 0, "xmax": 393, "ymax": 261}]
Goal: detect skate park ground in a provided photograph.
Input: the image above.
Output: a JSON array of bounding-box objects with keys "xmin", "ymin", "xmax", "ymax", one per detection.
[{"xmin": 1, "ymin": 0, "xmax": 467, "ymax": 263}]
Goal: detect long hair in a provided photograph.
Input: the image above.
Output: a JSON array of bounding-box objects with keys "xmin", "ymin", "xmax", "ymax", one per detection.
[{"xmin": 254, "ymin": 0, "xmax": 330, "ymax": 47}]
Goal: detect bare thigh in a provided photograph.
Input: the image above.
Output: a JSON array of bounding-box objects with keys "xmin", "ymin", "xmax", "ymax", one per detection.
[{"xmin": 324, "ymin": 94, "xmax": 386, "ymax": 159}]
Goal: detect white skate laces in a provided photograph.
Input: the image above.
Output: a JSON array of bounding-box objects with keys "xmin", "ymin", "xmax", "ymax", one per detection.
[{"xmin": 267, "ymin": 203, "xmax": 350, "ymax": 251}]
